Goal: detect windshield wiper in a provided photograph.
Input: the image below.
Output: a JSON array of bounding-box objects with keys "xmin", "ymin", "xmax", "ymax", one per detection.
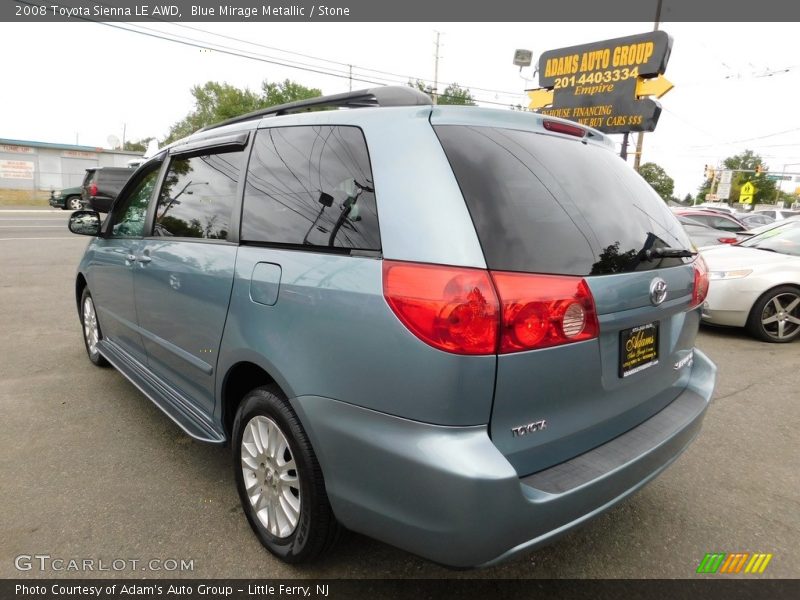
[{"xmin": 640, "ymin": 247, "xmax": 697, "ymax": 261}]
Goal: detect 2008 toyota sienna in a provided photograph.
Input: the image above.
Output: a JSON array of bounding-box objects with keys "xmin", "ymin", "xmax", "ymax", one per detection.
[{"xmin": 67, "ymin": 86, "xmax": 716, "ymax": 567}]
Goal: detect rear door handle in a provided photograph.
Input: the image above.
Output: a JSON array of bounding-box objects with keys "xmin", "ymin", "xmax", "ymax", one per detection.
[{"xmin": 137, "ymin": 255, "xmax": 152, "ymax": 264}]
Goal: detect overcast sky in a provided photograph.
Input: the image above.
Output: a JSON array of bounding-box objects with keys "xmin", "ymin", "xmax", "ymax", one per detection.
[{"xmin": 1, "ymin": 21, "xmax": 798, "ymax": 198}]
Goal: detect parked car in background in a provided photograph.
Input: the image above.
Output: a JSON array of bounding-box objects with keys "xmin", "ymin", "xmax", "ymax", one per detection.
[
  {"xmin": 701, "ymin": 220, "xmax": 800, "ymax": 342},
  {"xmin": 49, "ymin": 185, "xmax": 83, "ymax": 210},
  {"xmin": 737, "ymin": 212, "xmax": 775, "ymax": 229},
  {"xmin": 754, "ymin": 208, "xmax": 800, "ymax": 221},
  {"xmin": 742, "ymin": 214, "xmax": 800, "ymax": 237},
  {"xmin": 694, "ymin": 203, "xmax": 740, "ymax": 215},
  {"xmin": 677, "ymin": 215, "xmax": 741, "ymax": 247},
  {"xmin": 675, "ymin": 209, "xmax": 748, "ymax": 234},
  {"xmin": 66, "ymin": 87, "xmax": 716, "ymax": 568},
  {"xmin": 81, "ymin": 166, "xmax": 135, "ymax": 213}
]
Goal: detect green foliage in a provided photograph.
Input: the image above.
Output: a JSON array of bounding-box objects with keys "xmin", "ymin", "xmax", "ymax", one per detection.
[
  {"xmin": 638, "ymin": 162, "xmax": 675, "ymax": 202},
  {"xmin": 407, "ymin": 80, "xmax": 476, "ymax": 105},
  {"xmin": 439, "ymin": 83, "xmax": 476, "ymax": 106},
  {"xmin": 697, "ymin": 150, "xmax": 778, "ymax": 205},
  {"xmin": 123, "ymin": 137, "xmax": 154, "ymax": 153},
  {"xmin": 165, "ymin": 79, "xmax": 322, "ymax": 144}
]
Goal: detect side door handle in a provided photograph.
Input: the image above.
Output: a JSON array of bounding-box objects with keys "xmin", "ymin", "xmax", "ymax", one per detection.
[
  {"xmin": 137, "ymin": 255, "xmax": 152, "ymax": 264},
  {"xmin": 126, "ymin": 254, "xmax": 137, "ymax": 263}
]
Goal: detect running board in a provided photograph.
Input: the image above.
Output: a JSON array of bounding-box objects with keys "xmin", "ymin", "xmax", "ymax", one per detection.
[{"xmin": 98, "ymin": 339, "xmax": 226, "ymax": 444}]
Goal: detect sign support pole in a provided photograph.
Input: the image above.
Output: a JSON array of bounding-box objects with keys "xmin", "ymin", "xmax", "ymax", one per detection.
[{"xmin": 634, "ymin": 1, "xmax": 663, "ymax": 171}]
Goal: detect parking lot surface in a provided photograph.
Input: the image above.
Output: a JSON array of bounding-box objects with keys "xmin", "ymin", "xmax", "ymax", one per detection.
[{"xmin": 1, "ymin": 210, "xmax": 798, "ymax": 578}]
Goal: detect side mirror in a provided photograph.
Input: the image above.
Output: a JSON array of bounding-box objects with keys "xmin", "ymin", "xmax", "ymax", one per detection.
[{"xmin": 68, "ymin": 210, "xmax": 102, "ymax": 236}]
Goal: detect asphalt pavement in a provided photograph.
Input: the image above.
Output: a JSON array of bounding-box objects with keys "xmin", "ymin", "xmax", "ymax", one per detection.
[{"xmin": 0, "ymin": 209, "xmax": 797, "ymax": 579}]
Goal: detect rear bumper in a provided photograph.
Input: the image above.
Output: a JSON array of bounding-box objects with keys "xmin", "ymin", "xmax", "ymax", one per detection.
[{"xmin": 292, "ymin": 349, "xmax": 716, "ymax": 568}]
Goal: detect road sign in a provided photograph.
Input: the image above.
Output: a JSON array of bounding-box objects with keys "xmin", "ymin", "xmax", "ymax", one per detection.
[
  {"xmin": 717, "ymin": 183, "xmax": 731, "ymax": 200},
  {"xmin": 767, "ymin": 174, "xmax": 792, "ymax": 181},
  {"xmin": 719, "ymin": 170, "xmax": 732, "ymax": 185},
  {"xmin": 531, "ymin": 31, "xmax": 673, "ymax": 134},
  {"xmin": 739, "ymin": 181, "xmax": 756, "ymax": 204}
]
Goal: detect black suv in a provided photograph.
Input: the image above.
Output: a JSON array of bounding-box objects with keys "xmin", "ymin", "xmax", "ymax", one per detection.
[{"xmin": 81, "ymin": 167, "xmax": 135, "ymax": 213}]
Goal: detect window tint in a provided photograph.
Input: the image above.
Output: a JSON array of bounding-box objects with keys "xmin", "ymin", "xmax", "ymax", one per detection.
[
  {"xmin": 109, "ymin": 166, "xmax": 161, "ymax": 238},
  {"xmin": 153, "ymin": 150, "xmax": 243, "ymax": 240},
  {"xmin": 242, "ymin": 126, "xmax": 380, "ymax": 250},
  {"xmin": 434, "ymin": 125, "xmax": 692, "ymax": 275}
]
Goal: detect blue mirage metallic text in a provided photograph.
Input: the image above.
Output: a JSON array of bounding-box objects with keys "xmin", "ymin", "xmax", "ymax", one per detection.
[{"xmin": 192, "ymin": 5, "xmax": 352, "ymax": 17}]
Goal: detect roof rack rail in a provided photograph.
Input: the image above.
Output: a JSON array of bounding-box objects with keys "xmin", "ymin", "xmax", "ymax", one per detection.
[{"xmin": 199, "ymin": 86, "xmax": 432, "ymax": 133}]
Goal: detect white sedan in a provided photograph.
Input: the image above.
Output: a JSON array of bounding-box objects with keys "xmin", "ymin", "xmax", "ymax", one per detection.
[{"xmin": 700, "ymin": 220, "xmax": 800, "ymax": 342}]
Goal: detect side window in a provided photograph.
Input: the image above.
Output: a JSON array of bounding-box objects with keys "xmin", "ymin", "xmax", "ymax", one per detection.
[
  {"xmin": 241, "ymin": 126, "xmax": 381, "ymax": 250},
  {"xmin": 109, "ymin": 166, "xmax": 161, "ymax": 238},
  {"xmin": 153, "ymin": 150, "xmax": 244, "ymax": 240}
]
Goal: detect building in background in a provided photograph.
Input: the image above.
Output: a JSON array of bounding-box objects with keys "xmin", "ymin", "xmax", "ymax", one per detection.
[{"xmin": 0, "ymin": 139, "xmax": 142, "ymax": 197}]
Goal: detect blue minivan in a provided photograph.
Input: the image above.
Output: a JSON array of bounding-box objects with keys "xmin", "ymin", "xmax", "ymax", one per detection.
[{"xmin": 68, "ymin": 87, "xmax": 716, "ymax": 567}]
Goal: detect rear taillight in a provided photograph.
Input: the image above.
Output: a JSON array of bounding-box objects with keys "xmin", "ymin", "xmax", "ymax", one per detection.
[
  {"xmin": 691, "ymin": 255, "xmax": 709, "ymax": 308},
  {"xmin": 383, "ymin": 261, "xmax": 599, "ymax": 355},
  {"xmin": 492, "ymin": 272, "xmax": 599, "ymax": 353},
  {"xmin": 383, "ymin": 261, "xmax": 499, "ymax": 355},
  {"xmin": 88, "ymin": 182, "xmax": 98, "ymax": 196},
  {"xmin": 718, "ymin": 237, "xmax": 738, "ymax": 244}
]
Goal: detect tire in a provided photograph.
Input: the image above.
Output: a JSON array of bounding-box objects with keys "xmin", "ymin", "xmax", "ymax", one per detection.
[
  {"xmin": 232, "ymin": 385, "xmax": 340, "ymax": 563},
  {"xmin": 66, "ymin": 196, "xmax": 83, "ymax": 210},
  {"xmin": 80, "ymin": 288, "xmax": 110, "ymax": 367},
  {"xmin": 746, "ymin": 285, "xmax": 800, "ymax": 343}
]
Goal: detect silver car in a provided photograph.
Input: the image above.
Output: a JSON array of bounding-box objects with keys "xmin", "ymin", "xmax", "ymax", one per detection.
[{"xmin": 701, "ymin": 220, "xmax": 800, "ymax": 342}]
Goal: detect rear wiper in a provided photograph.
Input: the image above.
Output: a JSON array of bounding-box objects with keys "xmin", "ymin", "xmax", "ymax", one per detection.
[{"xmin": 640, "ymin": 247, "xmax": 697, "ymax": 261}]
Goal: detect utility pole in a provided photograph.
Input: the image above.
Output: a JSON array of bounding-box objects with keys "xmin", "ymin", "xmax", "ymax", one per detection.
[
  {"xmin": 121, "ymin": 123, "xmax": 126, "ymax": 150},
  {"xmin": 432, "ymin": 31, "xmax": 442, "ymax": 105},
  {"xmin": 348, "ymin": 65, "xmax": 352, "ymax": 92},
  {"xmin": 634, "ymin": 0, "xmax": 663, "ymax": 171}
]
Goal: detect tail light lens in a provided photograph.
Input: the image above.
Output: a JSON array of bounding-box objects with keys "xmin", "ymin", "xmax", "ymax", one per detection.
[
  {"xmin": 383, "ymin": 261, "xmax": 499, "ymax": 355},
  {"xmin": 542, "ymin": 119, "xmax": 586, "ymax": 138},
  {"xmin": 691, "ymin": 255, "xmax": 709, "ymax": 308},
  {"xmin": 718, "ymin": 237, "xmax": 738, "ymax": 244},
  {"xmin": 383, "ymin": 261, "xmax": 599, "ymax": 355},
  {"xmin": 88, "ymin": 182, "xmax": 98, "ymax": 196},
  {"xmin": 492, "ymin": 272, "xmax": 599, "ymax": 353}
]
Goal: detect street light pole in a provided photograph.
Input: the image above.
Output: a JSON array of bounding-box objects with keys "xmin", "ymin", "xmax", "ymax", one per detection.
[{"xmin": 774, "ymin": 162, "xmax": 800, "ymax": 204}]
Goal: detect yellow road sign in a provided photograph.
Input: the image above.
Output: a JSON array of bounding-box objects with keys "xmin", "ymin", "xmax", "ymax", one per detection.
[
  {"xmin": 740, "ymin": 181, "xmax": 756, "ymax": 204},
  {"xmin": 635, "ymin": 75, "xmax": 674, "ymax": 99},
  {"xmin": 528, "ymin": 88, "xmax": 554, "ymax": 109}
]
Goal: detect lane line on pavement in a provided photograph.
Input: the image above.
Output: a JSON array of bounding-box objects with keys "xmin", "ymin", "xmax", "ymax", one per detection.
[{"xmin": 0, "ymin": 226, "xmax": 64, "ymax": 228}]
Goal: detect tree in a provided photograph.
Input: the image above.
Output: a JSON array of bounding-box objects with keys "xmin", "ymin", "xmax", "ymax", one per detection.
[
  {"xmin": 123, "ymin": 137, "xmax": 155, "ymax": 153},
  {"xmin": 407, "ymin": 80, "xmax": 476, "ymax": 105},
  {"xmin": 638, "ymin": 162, "xmax": 675, "ymax": 202},
  {"xmin": 696, "ymin": 150, "xmax": 778, "ymax": 205},
  {"xmin": 439, "ymin": 83, "xmax": 476, "ymax": 106},
  {"xmin": 165, "ymin": 79, "xmax": 322, "ymax": 144}
]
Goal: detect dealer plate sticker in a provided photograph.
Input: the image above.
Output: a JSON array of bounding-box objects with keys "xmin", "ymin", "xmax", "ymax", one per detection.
[{"xmin": 619, "ymin": 322, "xmax": 659, "ymax": 378}]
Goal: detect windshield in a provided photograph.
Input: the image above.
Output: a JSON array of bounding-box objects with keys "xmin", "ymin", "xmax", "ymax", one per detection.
[{"xmin": 739, "ymin": 220, "xmax": 800, "ymax": 256}]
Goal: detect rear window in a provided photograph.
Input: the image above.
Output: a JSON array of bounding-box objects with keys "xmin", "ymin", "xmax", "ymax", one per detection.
[
  {"xmin": 82, "ymin": 170, "xmax": 96, "ymax": 186},
  {"xmin": 434, "ymin": 125, "xmax": 692, "ymax": 275}
]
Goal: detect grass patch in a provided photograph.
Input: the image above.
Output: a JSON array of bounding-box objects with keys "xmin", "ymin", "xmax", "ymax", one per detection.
[{"xmin": 0, "ymin": 189, "xmax": 51, "ymax": 207}]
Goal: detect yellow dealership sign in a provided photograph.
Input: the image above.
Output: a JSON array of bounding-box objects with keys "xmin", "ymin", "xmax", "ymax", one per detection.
[
  {"xmin": 531, "ymin": 31, "xmax": 673, "ymax": 134},
  {"xmin": 739, "ymin": 181, "xmax": 756, "ymax": 204}
]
